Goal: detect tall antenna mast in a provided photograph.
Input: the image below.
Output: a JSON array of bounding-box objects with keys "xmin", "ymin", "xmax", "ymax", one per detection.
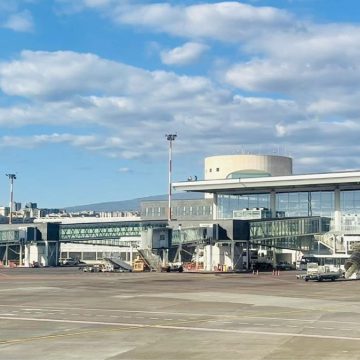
[
  {"xmin": 6, "ymin": 173, "xmax": 16, "ymax": 224},
  {"xmin": 165, "ymin": 134, "xmax": 177, "ymax": 223}
]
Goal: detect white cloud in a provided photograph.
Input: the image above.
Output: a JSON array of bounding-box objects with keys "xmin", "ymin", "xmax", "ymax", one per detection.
[
  {"xmin": 118, "ymin": 167, "xmax": 130, "ymax": 173},
  {"xmin": 161, "ymin": 42, "xmax": 209, "ymax": 66},
  {"xmin": 0, "ymin": 50, "xmax": 304, "ymax": 160},
  {"xmin": 0, "ymin": 50, "xmax": 214, "ymax": 100},
  {"xmin": 63, "ymin": 1, "xmax": 360, "ymax": 122},
  {"xmin": 82, "ymin": 0, "xmax": 112, "ymax": 8},
  {"xmin": 57, "ymin": 1, "xmax": 293, "ymax": 41},
  {"xmin": 118, "ymin": 2, "xmax": 293, "ymax": 41},
  {"xmin": 2, "ymin": 15, "xmax": 360, "ymax": 172},
  {"xmin": 0, "ymin": 133, "xmax": 97, "ymax": 148},
  {"xmin": 2, "ymin": 10, "xmax": 34, "ymax": 32}
]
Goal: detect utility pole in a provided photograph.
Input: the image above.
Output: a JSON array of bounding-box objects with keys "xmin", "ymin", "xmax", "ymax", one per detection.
[
  {"xmin": 6, "ymin": 174, "xmax": 16, "ymax": 224},
  {"xmin": 165, "ymin": 134, "xmax": 177, "ymax": 223}
]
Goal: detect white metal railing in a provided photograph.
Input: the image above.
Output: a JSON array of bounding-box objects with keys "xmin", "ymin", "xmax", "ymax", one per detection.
[{"xmin": 318, "ymin": 232, "xmax": 345, "ymax": 253}]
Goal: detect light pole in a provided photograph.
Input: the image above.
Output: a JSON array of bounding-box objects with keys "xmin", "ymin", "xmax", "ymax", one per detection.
[
  {"xmin": 6, "ymin": 173, "xmax": 16, "ymax": 225},
  {"xmin": 165, "ymin": 134, "xmax": 177, "ymax": 223}
]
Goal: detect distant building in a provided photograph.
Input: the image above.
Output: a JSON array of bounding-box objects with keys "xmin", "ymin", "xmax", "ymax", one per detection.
[
  {"xmin": 14, "ymin": 202, "xmax": 21, "ymax": 211},
  {"xmin": 25, "ymin": 202, "xmax": 37, "ymax": 209},
  {"xmin": 0, "ymin": 207, "xmax": 9, "ymax": 216}
]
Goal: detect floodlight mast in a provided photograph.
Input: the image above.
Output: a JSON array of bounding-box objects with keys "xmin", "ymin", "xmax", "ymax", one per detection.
[
  {"xmin": 5, "ymin": 174, "xmax": 16, "ymax": 225},
  {"xmin": 165, "ymin": 134, "xmax": 177, "ymax": 223}
]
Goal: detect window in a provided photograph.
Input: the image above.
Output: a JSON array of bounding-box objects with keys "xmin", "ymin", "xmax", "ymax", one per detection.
[{"xmin": 216, "ymin": 168, "xmax": 219, "ymax": 172}]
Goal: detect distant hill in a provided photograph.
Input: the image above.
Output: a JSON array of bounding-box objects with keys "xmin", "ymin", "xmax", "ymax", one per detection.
[{"xmin": 65, "ymin": 192, "xmax": 203, "ymax": 212}]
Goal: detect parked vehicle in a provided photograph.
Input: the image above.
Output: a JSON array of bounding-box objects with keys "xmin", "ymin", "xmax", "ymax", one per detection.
[
  {"xmin": 276, "ymin": 261, "xmax": 293, "ymax": 270},
  {"xmin": 296, "ymin": 256, "xmax": 319, "ymax": 270},
  {"xmin": 61, "ymin": 258, "xmax": 80, "ymax": 266},
  {"xmin": 304, "ymin": 263, "xmax": 342, "ymax": 282},
  {"xmin": 163, "ymin": 262, "xmax": 184, "ymax": 272}
]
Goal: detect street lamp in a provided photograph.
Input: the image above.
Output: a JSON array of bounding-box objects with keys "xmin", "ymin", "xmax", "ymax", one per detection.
[
  {"xmin": 5, "ymin": 173, "xmax": 16, "ymax": 224},
  {"xmin": 165, "ymin": 134, "xmax": 177, "ymax": 223}
]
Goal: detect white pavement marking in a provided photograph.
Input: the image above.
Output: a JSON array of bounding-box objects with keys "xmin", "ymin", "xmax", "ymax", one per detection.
[
  {"xmin": 0, "ymin": 304, "xmax": 359, "ymax": 330},
  {"xmin": 0, "ymin": 316, "xmax": 360, "ymax": 342},
  {"xmin": 1, "ymin": 305, "xmax": 360, "ymax": 327}
]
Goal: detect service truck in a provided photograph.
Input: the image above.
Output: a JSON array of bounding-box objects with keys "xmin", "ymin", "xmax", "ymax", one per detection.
[{"xmin": 304, "ymin": 263, "xmax": 342, "ymax": 282}]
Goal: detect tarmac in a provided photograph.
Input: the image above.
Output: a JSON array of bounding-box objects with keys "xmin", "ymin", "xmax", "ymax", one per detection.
[{"xmin": 0, "ymin": 267, "xmax": 360, "ymax": 359}]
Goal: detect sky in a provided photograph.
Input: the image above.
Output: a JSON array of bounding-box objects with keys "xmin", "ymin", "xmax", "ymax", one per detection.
[{"xmin": 1, "ymin": 0, "xmax": 360, "ymax": 208}]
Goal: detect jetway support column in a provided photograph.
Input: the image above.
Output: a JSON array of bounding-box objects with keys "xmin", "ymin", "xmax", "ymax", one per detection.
[
  {"xmin": 334, "ymin": 187, "xmax": 341, "ymax": 231},
  {"xmin": 44, "ymin": 241, "xmax": 49, "ymax": 267},
  {"xmin": 4, "ymin": 243, "xmax": 8, "ymax": 266},
  {"xmin": 24, "ymin": 244, "xmax": 30, "ymax": 267},
  {"xmin": 231, "ymin": 239, "xmax": 235, "ymax": 271},
  {"xmin": 209, "ymin": 242, "xmax": 213, "ymax": 271},
  {"xmin": 19, "ymin": 243, "xmax": 22, "ymax": 266}
]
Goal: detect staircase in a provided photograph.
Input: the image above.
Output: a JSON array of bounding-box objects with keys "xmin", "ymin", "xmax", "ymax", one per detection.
[
  {"xmin": 103, "ymin": 256, "xmax": 133, "ymax": 271},
  {"xmin": 317, "ymin": 232, "xmax": 345, "ymax": 254},
  {"xmin": 137, "ymin": 249, "xmax": 162, "ymax": 272}
]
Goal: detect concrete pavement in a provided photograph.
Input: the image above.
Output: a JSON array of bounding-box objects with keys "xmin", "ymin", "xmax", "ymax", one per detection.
[{"xmin": 0, "ymin": 268, "xmax": 359, "ymax": 359}]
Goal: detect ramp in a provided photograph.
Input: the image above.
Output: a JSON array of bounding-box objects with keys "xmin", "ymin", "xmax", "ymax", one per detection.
[
  {"xmin": 103, "ymin": 256, "xmax": 133, "ymax": 271},
  {"xmin": 137, "ymin": 249, "xmax": 162, "ymax": 272}
]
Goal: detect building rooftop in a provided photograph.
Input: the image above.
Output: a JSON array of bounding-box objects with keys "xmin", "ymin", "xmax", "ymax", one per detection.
[{"xmin": 173, "ymin": 170, "xmax": 360, "ymax": 195}]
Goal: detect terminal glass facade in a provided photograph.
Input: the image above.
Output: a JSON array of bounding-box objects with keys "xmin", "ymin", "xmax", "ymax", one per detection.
[
  {"xmin": 217, "ymin": 191, "xmax": 336, "ymax": 219},
  {"xmin": 277, "ymin": 191, "xmax": 334, "ymax": 217},
  {"xmin": 217, "ymin": 194, "xmax": 270, "ymax": 219},
  {"xmin": 341, "ymin": 190, "xmax": 360, "ymax": 213}
]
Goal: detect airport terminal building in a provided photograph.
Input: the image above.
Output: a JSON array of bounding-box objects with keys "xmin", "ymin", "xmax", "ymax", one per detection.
[
  {"xmin": 166, "ymin": 154, "xmax": 360, "ymax": 268},
  {"xmin": 2, "ymin": 154, "xmax": 360, "ymax": 271}
]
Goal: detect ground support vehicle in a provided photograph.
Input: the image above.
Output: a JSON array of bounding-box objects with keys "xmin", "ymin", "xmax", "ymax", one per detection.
[
  {"xmin": 82, "ymin": 264, "xmax": 104, "ymax": 272},
  {"xmin": 304, "ymin": 263, "xmax": 342, "ymax": 282},
  {"xmin": 162, "ymin": 262, "xmax": 184, "ymax": 272}
]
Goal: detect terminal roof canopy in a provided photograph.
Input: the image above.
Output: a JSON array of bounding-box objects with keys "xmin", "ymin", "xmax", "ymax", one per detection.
[{"xmin": 172, "ymin": 171, "xmax": 360, "ymax": 195}]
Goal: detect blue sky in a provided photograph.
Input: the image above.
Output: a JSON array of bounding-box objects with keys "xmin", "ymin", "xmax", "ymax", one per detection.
[{"xmin": 1, "ymin": 0, "xmax": 360, "ymax": 208}]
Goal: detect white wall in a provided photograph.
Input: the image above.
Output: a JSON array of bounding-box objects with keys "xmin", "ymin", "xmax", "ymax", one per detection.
[{"xmin": 204, "ymin": 154, "xmax": 293, "ymax": 180}]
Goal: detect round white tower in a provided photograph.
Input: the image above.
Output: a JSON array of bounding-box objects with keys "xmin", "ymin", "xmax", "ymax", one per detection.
[{"xmin": 204, "ymin": 154, "xmax": 292, "ymax": 180}]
